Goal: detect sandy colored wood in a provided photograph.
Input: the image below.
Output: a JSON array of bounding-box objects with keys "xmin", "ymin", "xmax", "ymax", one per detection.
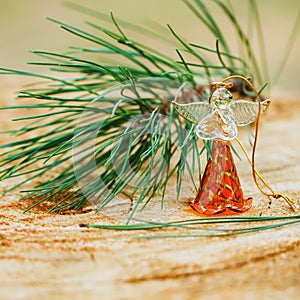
[{"xmin": 0, "ymin": 77, "xmax": 299, "ymax": 300}]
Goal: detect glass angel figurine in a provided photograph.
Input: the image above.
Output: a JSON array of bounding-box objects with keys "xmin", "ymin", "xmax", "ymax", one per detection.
[{"xmin": 173, "ymin": 80, "xmax": 271, "ymax": 215}]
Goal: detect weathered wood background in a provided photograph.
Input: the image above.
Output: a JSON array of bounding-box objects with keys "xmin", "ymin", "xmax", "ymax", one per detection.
[{"xmin": 0, "ymin": 77, "xmax": 299, "ymax": 300}]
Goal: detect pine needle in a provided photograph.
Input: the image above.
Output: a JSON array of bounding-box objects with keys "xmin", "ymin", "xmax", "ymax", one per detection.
[{"xmin": 85, "ymin": 215, "xmax": 300, "ymax": 238}]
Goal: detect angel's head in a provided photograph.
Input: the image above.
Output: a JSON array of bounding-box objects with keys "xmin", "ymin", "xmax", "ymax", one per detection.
[{"xmin": 211, "ymin": 87, "xmax": 233, "ymax": 110}]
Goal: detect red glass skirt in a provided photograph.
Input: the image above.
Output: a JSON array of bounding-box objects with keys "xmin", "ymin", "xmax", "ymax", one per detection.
[{"xmin": 189, "ymin": 139, "xmax": 252, "ymax": 215}]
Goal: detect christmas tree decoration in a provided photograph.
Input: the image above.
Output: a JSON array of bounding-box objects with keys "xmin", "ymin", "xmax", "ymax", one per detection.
[{"xmin": 173, "ymin": 76, "xmax": 296, "ymax": 215}]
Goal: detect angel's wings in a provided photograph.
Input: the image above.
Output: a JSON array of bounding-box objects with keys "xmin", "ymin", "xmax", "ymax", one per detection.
[
  {"xmin": 173, "ymin": 99, "xmax": 271, "ymax": 126},
  {"xmin": 171, "ymin": 101, "xmax": 211, "ymax": 124},
  {"xmin": 230, "ymin": 99, "xmax": 271, "ymax": 126}
]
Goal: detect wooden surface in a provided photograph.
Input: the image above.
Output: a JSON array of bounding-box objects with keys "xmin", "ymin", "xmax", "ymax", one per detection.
[{"xmin": 0, "ymin": 77, "xmax": 299, "ymax": 300}]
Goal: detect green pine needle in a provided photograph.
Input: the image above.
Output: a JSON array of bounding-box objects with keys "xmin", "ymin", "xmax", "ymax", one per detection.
[{"xmin": 85, "ymin": 215, "xmax": 300, "ymax": 238}]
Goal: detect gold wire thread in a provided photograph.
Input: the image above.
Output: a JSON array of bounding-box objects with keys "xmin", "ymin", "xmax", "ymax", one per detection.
[
  {"xmin": 221, "ymin": 75, "xmax": 297, "ymax": 211},
  {"xmin": 235, "ymin": 138, "xmax": 297, "ymax": 211}
]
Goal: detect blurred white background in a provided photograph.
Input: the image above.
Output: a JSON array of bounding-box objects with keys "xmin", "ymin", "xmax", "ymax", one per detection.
[{"xmin": 0, "ymin": 0, "xmax": 299, "ymax": 95}]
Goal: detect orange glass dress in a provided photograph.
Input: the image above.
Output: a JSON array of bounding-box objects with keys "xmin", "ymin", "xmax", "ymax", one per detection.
[{"xmin": 189, "ymin": 139, "xmax": 252, "ymax": 215}]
